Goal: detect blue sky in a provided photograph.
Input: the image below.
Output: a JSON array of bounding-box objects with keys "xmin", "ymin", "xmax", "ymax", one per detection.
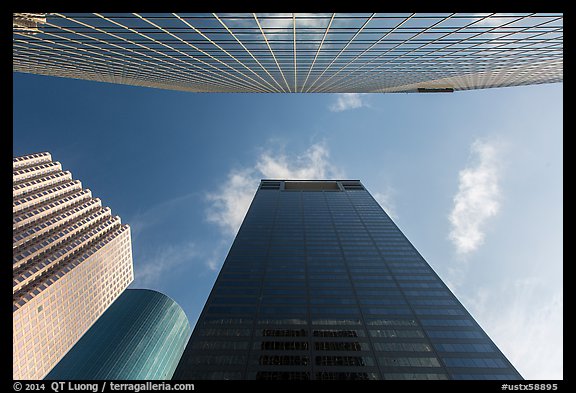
[{"xmin": 13, "ymin": 72, "xmax": 562, "ymax": 380}]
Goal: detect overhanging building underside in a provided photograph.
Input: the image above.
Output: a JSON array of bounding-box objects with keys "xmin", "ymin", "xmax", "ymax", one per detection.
[{"xmin": 13, "ymin": 13, "xmax": 563, "ymax": 93}]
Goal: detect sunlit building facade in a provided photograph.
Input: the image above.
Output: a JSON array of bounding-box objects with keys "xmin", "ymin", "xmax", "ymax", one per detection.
[
  {"xmin": 13, "ymin": 13, "xmax": 562, "ymax": 93},
  {"xmin": 173, "ymin": 180, "xmax": 523, "ymax": 380},
  {"xmin": 13, "ymin": 152, "xmax": 134, "ymax": 380},
  {"xmin": 45, "ymin": 289, "xmax": 191, "ymax": 380}
]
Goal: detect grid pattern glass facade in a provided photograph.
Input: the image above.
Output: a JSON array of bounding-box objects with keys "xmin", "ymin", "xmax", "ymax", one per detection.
[
  {"xmin": 13, "ymin": 13, "xmax": 562, "ymax": 93},
  {"xmin": 173, "ymin": 180, "xmax": 523, "ymax": 380},
  {"xmin": 45, "ymin": 289, "xmax": 191, "ymax": 380},
  {"xmin": 13, "ymin": 152, "xmax": 134, "ymax": 380}
]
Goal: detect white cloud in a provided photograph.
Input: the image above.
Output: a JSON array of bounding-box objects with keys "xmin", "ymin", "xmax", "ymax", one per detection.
[
  {"xmin": 448, "ymin": 139, "xmax": 502, "ymax": 255},
  {"xmin": 134, "ymin": 241, "xmax": 198, "ymax": 287},
  {"xmin": 128, "ymin": 193, "xmax": 196, "ymax": 243},
  {"xmin": 257, "ymin": 13, "xmax": 332, "ymax": 30},
  {"xmin": 205, "ymin": 167, "xmax": 259, "ymax": 237},
  {"xmin": 204, "ymin": 238, "xmax": 232, "ymax": 272},
  {"xmin": 462, "ymin": 278, "xmax": 563, "ymax": 380},
  {"xmin": 256, "ymin": 143, "xmax": 343, "ymax": 179},
  {"xmin": 329, "ymin": 93, "xmax": 367, "ymax": 112},
  {"xmin": 372, "ymin": 188, "xmax": 398, "ymax": 220},
  {"xmin": 205, "ymin": 142, "xmax": 344, "ymax": 236}
]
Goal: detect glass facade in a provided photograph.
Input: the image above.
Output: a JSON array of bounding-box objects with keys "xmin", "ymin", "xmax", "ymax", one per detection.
[
  {"xmin": 13, "ymin": 14, "xmax": 562, "ymax": 93},
  {"xmin": 45, "ymin": 289, "xmax": 191, "ymax": 380},
  {"xmin": 173, "ymin": 180, "xmax": 523, "ymax": 380}
]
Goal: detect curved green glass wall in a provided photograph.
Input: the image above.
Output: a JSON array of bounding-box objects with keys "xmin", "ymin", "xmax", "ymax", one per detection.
[{"xmin": 45, "ymin": 289, "xmax": 191, "ymax": 380}]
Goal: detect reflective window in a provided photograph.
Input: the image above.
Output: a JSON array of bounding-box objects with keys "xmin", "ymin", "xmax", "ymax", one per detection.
[
  {"xmin": 310, "ymin": 307, "xmax": 360, "ymax": 315},
  {"xmin": 452, "ymin": 373, "xmax": 521, "ymax": 380},
  {"xmin": 365, "ymin": 319, "xmax": 418, "ymax": 327},
  {"xmin": 260, "ymin": 329, "xmax": 307, "ymax": 337},
  {"xmin": 379, "ymin": 357, "xmax": 441, "ymax": 367},
  {"xmin": 435, "ymin": 343, "xmax": 494, "ymax": 352},
  {"xmin": 197, "ymin": 328, "xmax": 252, "ymax": 337},
  {"xmin": 361, "ymin": 307, "xmax": 412, "ymax": 315},
  {"xmin": 263, "ymin": 288, "xmax": 306, "ymax": 296},
  {"xmin": 309, "ymin": 280, "xmax": 352, "ymax": 287},
  {"xmin": 259, "ymin": 341, "xmax": 309, "ymax": 350},
  {"xmin": 308, "ymin": 274, "xmax": 347, "ymax": 280},
  {"xmin": 184, "ymin": 371, "xmax": 243, "ymax": 379},
  {"xmin": 419, "ymin": 319, "xmax": 473, "ymax": 327},
  {"xmin": 185, "ymin": 355, "xmax": 247, "ymax": 366},
  {"xmin": 190, "ymin": 341, "xmax": 250, "ymax": 350},
  {"xmin": 255, "ymin": 371, "xmax": 310, "ymax": 380},
  {"xmin": 202, "ymin": 317, "xmax": 253, "ymax": 325},
  {"xmin": 414, "ymin": 308, "xmax": 464, "ymax": 316},
  {"xmin": 261, "ymin": 297, "xmax": 307, "ymax": 305},
  {"xmin": 373, "ymin": 342, "xmax": 432, "ymax": 352},
  {"xmin": 309, "ymin": 288, "xmax": 355, "ymax": 296},
  {"xmin": 426, "ymin": 330, "xmax": 484, "ymax": 339},
  {"xmin": 369, "ymin": 329, "xmax": 424, "ymax": 338},
  {"xmin": 383, "ymin": 372, "xmax": 448, "ymax": 380},
  {"xmin": 211, "ymin": 297, "xmax": 258, "ymax": 305},
  {"xmin": 316, "ymin": 372, "xmax": 378, "ymax": 380},
  {"xmin": 257, "ymin": 317, "xmax": 307, "ymax": 325},
  {"xmin": 313, "ymin": 329, "xmax": 364, "ymax": 337},
  {"xmin": 314, "ymin": 341, "xmax": 368, "ymax": 351},
  {"xmin": 206, "ymin": 306, "xmax": 258, "ymax": 314},
  {"xmin": 260, "ymin": 306, "xmax": 307, "ymax": 315},
  {"xmin": 353, "ymin": 282, "xmax": 396, "ymax": 288},
  {"xmin": 218, "ymin": 281, "xmax": 260, "ymax": 288},
  {"xmin": 356, "ymin": 289, "xmax": 400, "ymax": 296},
  {"xmin": 359, "ymin": 298, "xmax": 406, "ymax": 305},
  {"xmin": 265, "ymin": 273, "xmax": 305, "ymax": 280},
  {"xmin": 411, "ymin": 299, "xmax": 456, "ymax": 306},
  {"xmin": 315, "ymin": 355, "xmax": 375, "ymax": 367},
  {"xmin": 312, "ymin": 318, "xmax": 362, "ymax": 326},
  {"xmin": 214, "ymin": 288, "xmax": 260, "ymax": 296},
  {"xmin": 258, "ymin": 355, "xmax": 309, "ymax": 366},
  {"xmin": 310, "ymin": 298, "xmax": 357, "ymax": 305},
  {"xmin": 443, "ymin": 357, "xmax": 507, "ymax": 368},
  {"xmin": 263, "ymin": 281, "xmax": 306, "ymax": 288},
  {"xmin": 403, "ymin": 290, "xmax": 450, "ymax": 297}
]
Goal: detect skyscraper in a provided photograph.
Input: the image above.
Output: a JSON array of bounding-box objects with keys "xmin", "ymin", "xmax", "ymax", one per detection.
[
  {"xmin": 45, "ymin": 289, "xmax": 191, "ymax": 380},
  {"xmin": 13, "ymin": 152, "xmax": 134, "ymax": 380},
  {"xmin": 173, "ymin": 179, "xmax": 523, "ymax": 380},
  {"xmin": 13, "ymin": 13, "xmax": 562, "ymax": 93}
]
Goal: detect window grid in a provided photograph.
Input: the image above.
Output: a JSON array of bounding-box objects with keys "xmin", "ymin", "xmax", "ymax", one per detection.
[
  {"xmin": 13, "ymin": 13, "xmax": 562, "ymax": 93},
  {"xmin": 173, "ymin": 180, "xmax": 523, "ymax": 380},
  {"xmin": 13, "ymin": 153, "xmax": 134, "ymax": 380}
]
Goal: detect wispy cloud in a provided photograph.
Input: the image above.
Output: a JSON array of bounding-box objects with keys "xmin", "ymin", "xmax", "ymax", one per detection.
[
  {"xmin": 204, "ymin": 238, "xmax": 233, "ymax": 272},
  {"xmin": 128, "ymin": 193, "xmax": 197, "ymax": 244},
  {"xmin": 462, "ymin": 278, "xmax": 563, "ymax": 379},
  {"xmin": 205, "ymin": 167, "xmax": 259, "ymax": 237},
  {"xmin": 448, "ymin": 139, "xmax": 502, "ymax": 255},
  {"xmin": 133, "ymin": 241, "xmax": 199, "ymax": 287},
  {"xmin": 126, "ymin": 193, "xmax": 204, "ymax": 282},
  {"xmin": 256, "ymin": 143, "xmax": 344, "ymax": 179},
  {"xmin": 329, "ymin": 93, "xmax": 367, "ymax": 112},
  {"xmin": 372, "ymin": 187, "xmax": 398, "ymax": 220},
  {"xmin": 205, "ymin": 142, "xmax": 345, "ymax": 236}
]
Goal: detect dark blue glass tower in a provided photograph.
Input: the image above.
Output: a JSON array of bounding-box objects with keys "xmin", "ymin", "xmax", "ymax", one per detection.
[
  {"xmin": 45, "ymin": 289, "xmax": 191, "ymax": 380},
  {"xmin": 173, "ymin": 180, "xmax": 522, "ymax": 380}
]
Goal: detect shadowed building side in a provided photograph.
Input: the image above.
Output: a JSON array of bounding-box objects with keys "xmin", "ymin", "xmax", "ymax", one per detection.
[{"xmin": 173, "ymin": 180, "xmax": 523, "ymax": 380}]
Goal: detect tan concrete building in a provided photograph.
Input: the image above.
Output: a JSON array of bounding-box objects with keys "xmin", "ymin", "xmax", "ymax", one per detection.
[{"xmin": 13, "ymin": 152, "xmax": 134, "ymax": 380}]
